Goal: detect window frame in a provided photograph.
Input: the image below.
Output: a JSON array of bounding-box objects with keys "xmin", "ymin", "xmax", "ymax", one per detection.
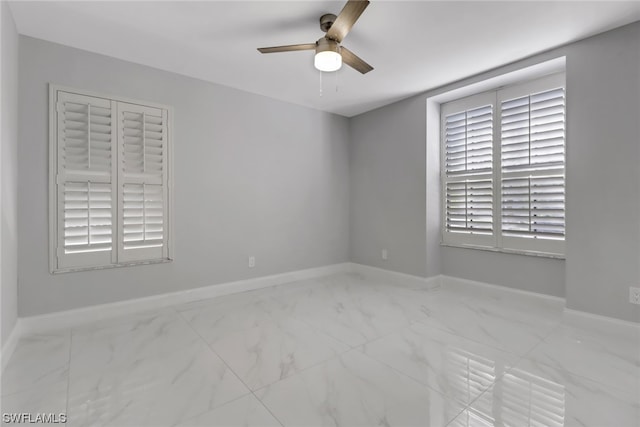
[
  {"xmin": 49, "ymin": 84, "xmax": 174, "ymax": 273},
  {"xmin": 440, "ymin": 73, "xmax": 566, "ymax": 258}
]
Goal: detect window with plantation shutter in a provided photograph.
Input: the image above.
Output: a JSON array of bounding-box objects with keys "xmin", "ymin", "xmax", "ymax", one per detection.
[
  {"xmin": 441, "ymin": 73, "xmax": 565, "ymax": 256},
  {"xmin": 50, "ymin": 86, "xmax": 172, "ymax": 272}
]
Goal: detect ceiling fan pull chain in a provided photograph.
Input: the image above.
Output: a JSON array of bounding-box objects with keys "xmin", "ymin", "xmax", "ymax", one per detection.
[
  {"xmin": 336, "ymin": 69, "xmax": 339, "ymax": 92},
  {"xmin": 319, "ymin": 70, "xmax": 323, "ymax": 97}
]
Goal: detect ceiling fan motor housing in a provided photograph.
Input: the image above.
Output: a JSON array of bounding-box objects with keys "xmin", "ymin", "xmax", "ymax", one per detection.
[{"xmin": 316, "ymin": 37, "xmax": 341, "ymax": 55}]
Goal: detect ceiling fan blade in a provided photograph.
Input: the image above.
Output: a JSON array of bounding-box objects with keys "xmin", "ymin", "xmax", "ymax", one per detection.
[
  {"xmin": 257, "ymin": 43, "xmax": 316, "ymax": 54},
  {"xmin": 326, "ymin": 0, "xmax": 370, "ymax": 43},
  {"xmin": 341, "ymin": 46, "xmax": 373, "ymax": 74}
]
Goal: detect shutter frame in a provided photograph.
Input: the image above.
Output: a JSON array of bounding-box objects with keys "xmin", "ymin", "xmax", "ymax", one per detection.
[
  {"xmin": 49, "ymin": 85, "xmax": 172, "ymax": 272},
  {"xmin": 498, "ymin": 74, "xmax": 566, "ymax": 255}
]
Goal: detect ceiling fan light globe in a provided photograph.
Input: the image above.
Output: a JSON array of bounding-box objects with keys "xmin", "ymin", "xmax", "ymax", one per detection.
[{"xmin": 314, "ymin": 51, "xmax": 342, "ymax": 72}]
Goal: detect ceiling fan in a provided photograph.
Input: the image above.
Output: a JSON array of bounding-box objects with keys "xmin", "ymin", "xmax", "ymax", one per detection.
[{"xmin": 257, "ymin": 0, "xmax": 373, "ymax": 74}]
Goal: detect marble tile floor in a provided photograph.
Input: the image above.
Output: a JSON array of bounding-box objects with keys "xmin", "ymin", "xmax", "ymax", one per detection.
[{"xmin": 1, "ymin": 273, "xmax": 638, "ymax": 426}]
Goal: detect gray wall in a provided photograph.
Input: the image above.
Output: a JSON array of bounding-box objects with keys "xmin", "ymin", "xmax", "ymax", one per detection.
[
  {"xmin": 349, "ymin": 22, "xmax": 640, "ymax": 321},
  {"xmin": 349, "ymin": 95, "xmax": 429, "ymax": 277},
  {"xmin": 18, "ymin": 36, "xmax": 350, "ymax": 316},
  {"xmin": 1, "ymin": 2, "xmax": 19, "ymax": 347},
  {"xmin": 441, "ymin": 247, "xmax": 565, "ymax": 297},
  {"xmin": 564, "ymin": 23, "xmax": 640, "ymax": 322}
]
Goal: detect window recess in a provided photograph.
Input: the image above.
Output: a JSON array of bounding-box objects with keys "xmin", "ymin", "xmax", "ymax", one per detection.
[{"xmin": 441, "ymin": 73, "xmax": 565, "ymax": 256}]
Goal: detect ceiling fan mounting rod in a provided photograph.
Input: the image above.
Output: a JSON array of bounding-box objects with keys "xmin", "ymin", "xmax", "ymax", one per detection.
[{"xmin": 319, "ymin": 13, "xmax": 337, "ymax": 33}]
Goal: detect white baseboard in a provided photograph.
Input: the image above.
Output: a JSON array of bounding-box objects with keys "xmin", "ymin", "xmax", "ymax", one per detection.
[
  {"xmin": 563, "ymin": 308, "xmax": 640, "ymax": 332},
  {"xmin": 20, "ymin": 263, "xmax": 352, "ymax": 336},
  {"xmin": 440, "ymin": 275, "xmax": 639, "ymax": 328},
  {"xmin": 7, "ymin": 262, "xmax": 638, "ymax": 369},
  {"xmin": 1, "ymin": 320, "xmax": 23, "ymax": 372},
  {"xmin": 349, "ymin": 263, "xmax": 441, "ymax": 289},
  {"xmin": 440, "ymin": 275, "xmax": 566, "ymax": 305}
]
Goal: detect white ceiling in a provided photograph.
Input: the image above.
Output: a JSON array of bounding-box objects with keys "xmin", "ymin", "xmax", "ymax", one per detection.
[{"xmin": 9, "ymin": 1, "xmax": 640, "ymax": 117}]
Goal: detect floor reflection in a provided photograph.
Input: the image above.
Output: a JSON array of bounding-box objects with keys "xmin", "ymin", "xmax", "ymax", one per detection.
[{"xmin": 448, "ymin": 349, "xmax": 566, "ymax": 427}]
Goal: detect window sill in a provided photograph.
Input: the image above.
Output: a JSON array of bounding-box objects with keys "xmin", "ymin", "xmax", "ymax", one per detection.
[
  {"xmin": 440, "ymin": 242, "xmax": 565, "ymax": 260},
  {"xmin": 51, "ymin": 258, "xmax": 173, "ymax": 274}
]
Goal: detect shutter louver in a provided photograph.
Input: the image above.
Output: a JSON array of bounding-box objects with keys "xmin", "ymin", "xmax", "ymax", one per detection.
[
  {"xmin": 63, "ymin": 182, "xmax": 112, "ymax": 254},
  {"xmin": 56, "ymin": 92, "xmax": 116, "ymax": 269},
  {"xmin": 122, "ymin": 111, "xmax": 164, "ymax": 178},
  {"xmin": 61, "ymin": 102, "xmax": 112, "ymax": 173},
  {"xmin": 445, "ymin": 105, "xmax": 493, "ymax": 175},
  {"xmin": 123, "ymin": 184, "xmax": 164, "ymax": 249},
  {"xmin": 502, "ymin": 175, "xmax": 565, "ymax": 239},
  {"xmin": 118, "ymin": 102, "xmax": 168, "ymax": 262},
  {"xmin": 446, "ymin": 180, "xmax": 493, "ymax": 234},
  {"xmin": 501, "ymin": 88, "xmax": 565, "ymax": 172}
]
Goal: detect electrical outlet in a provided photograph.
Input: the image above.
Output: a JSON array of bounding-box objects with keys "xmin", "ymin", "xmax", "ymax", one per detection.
[
  {"xmin": 381, "ymin": 249, "xmax": 388, "ymax": 261},
  {"xmin": 248, "ymin": 256, "xmax": 256, "ymax": 268},
  {"xmin": 630, "ymin": 287, "xmax": 640, "ymax": 305}
]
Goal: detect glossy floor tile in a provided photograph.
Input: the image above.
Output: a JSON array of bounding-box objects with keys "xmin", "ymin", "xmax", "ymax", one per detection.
[
  {"xmin": 1, "ymin": 272, "xmax": 638, "ymax": 426},
  {"xmin": 176, "ymin": 394, "xmax": 280, "ymax": 427},
  {"xmin": 449, "ymin": 358, "xmax": 640, "ymax": 427},
  {"xmin": 257, "ymin": 349, "xmax": 465, "ymax": 426},
  {"xmin": 210, "ymin": 317, "xmax": 349, "ymax": 390},
  {"xmin": 360, "ymin": 321, "xmax": 520, "ymax": 406}
]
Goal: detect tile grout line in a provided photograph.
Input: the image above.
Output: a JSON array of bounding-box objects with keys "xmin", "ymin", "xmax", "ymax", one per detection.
[
  {"xmin": 176, "ymin": 284, "xmax": 362, "ymax": 417},
  {"xmin": 250, "ymin": 345, "xmax": 354, "ymax": 395},
  {"xmin": 177, "ymin": 286, "xmax": 354, "ymax": 385},
  {"xmin": 172, "ymin": 306, "xmax": 286, "ymax": 427},
  {"xmin": 64, "ymin": 329, "xmax": 72, "ymax": 419},
  {"xmin": 353, "ymin": 322, "xmax": 512, "ymax": 422},
  {"xmin": 443, "ymin": 318, "xmax": 564, "ymax": 426}
]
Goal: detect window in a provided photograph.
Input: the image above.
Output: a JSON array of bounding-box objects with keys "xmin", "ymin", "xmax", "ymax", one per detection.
[
  {"xmin": 49, "ymin": 86, "xmax": 172, "ymax": 272},
  {"xmin": 441, "ymin": 73, "xmax": 565, "ymax": 256}
]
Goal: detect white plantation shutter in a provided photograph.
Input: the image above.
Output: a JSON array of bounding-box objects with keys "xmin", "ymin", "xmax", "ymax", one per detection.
[
  {"xmin": 117, "ymin": 102, "xmax": 169, "ymax": 262},
  {"xmin": 51, "ymin": 86, "xmax": 172, "ymax": 272},
  {"xmin": 55, "ymin": 92, "xmax": 116, "ymax": 269},
  {"xmin": 499, "ymin": 74, "xmax": 565, "ymax": 254},
  {"xmin": 501, "ymin": 175, "xmax": 565, "ymax": 238},
  {"xmin": 441, "ymin": 73, "xmax": 565, "ymax": 255},
  {"xmin": 442, "ymin": 92, "xmax": 495, "ymax": 247}
]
